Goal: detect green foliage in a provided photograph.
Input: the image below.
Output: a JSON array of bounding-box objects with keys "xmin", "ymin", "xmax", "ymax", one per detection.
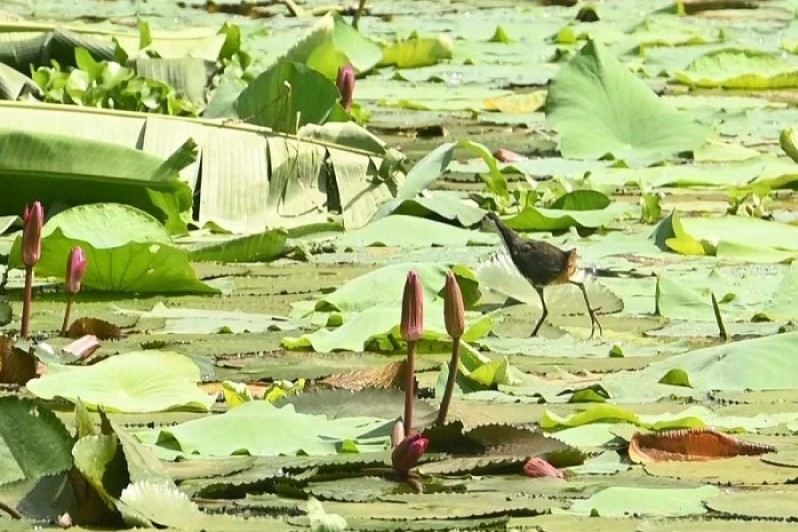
[
  {"xmin": 31, "ymin": 48, "xmax": 199, "ymax": 116},
  {"xmin": 545, "ymin": 40, "xmax": 709, "ymax": 164},
  {"xmin": 10, "ymin": 204, "xmax": 218, "ymax": 293}
]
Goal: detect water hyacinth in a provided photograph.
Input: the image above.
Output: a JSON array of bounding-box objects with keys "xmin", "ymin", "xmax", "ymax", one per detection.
[
  {"xmin": 21, "ymin": 201, "xmax": 44, "ymax": 338},
  {"xmin": 336, "ymin": 64, "xmax": 355, "ymax": 112}
]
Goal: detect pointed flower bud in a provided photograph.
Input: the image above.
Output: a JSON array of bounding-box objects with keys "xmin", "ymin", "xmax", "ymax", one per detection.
[
  {"xmin": 22, "ymin": 201, "xmax": 43, "ymax": 267},
  {"xmin": 523, "ymin": 457, "xmax": 565, "ymax": 479},
  {"xmin": 444, "ymin": 271, "xmax": 465, "ymax": 338},
  {"xmin": 391, "ymin": 433, "xmax": 429, "ymax": 476},
  {"xmin": 336, "ymin": 64, "xmax": 355, "ymax": 112},
  {"xmin": 400, "ymin": 270, "xmax": 423, "ymax": 342},
  {"xmin": 65, "ymin": 247, "xmax": 88, "ymax": 294}
]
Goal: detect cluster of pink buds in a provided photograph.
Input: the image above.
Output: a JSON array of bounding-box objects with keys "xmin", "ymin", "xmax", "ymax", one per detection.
[{"xmin": 19, "ymin": 201, "xmax": 88, "ymax": 339}]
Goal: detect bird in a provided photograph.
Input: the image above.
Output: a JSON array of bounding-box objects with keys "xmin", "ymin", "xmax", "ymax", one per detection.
[{"xmin": 483, "ymin": 212, "xmax": 602, "ymax": 338}]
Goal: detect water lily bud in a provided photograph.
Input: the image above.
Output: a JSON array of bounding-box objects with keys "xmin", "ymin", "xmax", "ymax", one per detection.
[
  {"xmin": 391, "ymin": 433, "xmax": 429, "ymax": 476},
  {"xmin": 444, "ymin": 271, "xmax": 465, "ymax": 338},
  {"xmin": 22, "ymin": 201, "xmax": 43, "ymax": 267},
  {"xmin": 65, "ymin": 246, "xmax": 88, "ymax": 294},
  {"xmin": 523, "ymin": 457, "xmax": 565, "ymax": 479},
  {"xmin": 336, "ymin": 64, "xmax": 355, "ymax": 112},
  {"xmin": 400, "ymin": 270, "xmax": 423, "ymax": 342}
]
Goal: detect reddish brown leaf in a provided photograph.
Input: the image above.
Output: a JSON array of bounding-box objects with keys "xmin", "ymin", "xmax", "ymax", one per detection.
[
  {"xmin": 68, "ymin": 318, "xmax": 122, "ymax": 341},
  {"xmin": 319, "ymin": 360, "xmax": 406, "ymax": 391},
  {"xmin": 629, "ymin": 428, "xmax": 776, "ymax": 464},
  {"xmin": 0, "ymin": 335, "xmax": 37, "ymax": 385}
]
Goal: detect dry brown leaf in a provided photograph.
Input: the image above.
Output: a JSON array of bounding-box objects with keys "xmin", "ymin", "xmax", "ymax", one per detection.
[
  {"xmin": 629, "ymin": 428, "xmax": 776, "ymax": 464},
  {"xmin": 63, "ymin": 335, "xmax": 102, "ymax": 359},
  {"xmin": 318, "ymin": 360, "xmax": 406, "ymax": 391},
  {"xmin": 0, "ymin": 335, "xmax": 37, "ymax": 385},
  {"xmin": 68, "ymin": 318, "xmax": 122, "ymax": 341}
]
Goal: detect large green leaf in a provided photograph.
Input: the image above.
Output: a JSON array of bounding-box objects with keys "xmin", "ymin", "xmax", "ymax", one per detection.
[
  {"xmin": 397, "ymin": 140, "xmax": 508, "ymax": 201},
  {"xmin": 187, "ymin": 229, "xmax": 288, "ymax": 263},
  {"xmin": 504, "ymin": 202, "xmax": 632, "ymax": 232},
  {"xmin": 565, "ymin": 486, "xmax": 719, "ymax": 517},
  {"xmin": 9, "ymin": 203, "xmax": 218, "ymax": 294},
  {"xmin": 143, "ymin": 400, "xmax": 394, "ymax": 456},
  {"xmin": 602, "ymin": 332, "xmax": 798, "ymax": 401},
  {"xmin": 27, "ymin": 351, "xmax": 216, "ymax": 413},
  {"xmin": 283, "ymin": 262, "xmax": 490, "ymax": 352},
  {"xmin": 676, "ymin": 49, "xmax": 798, "ymax": 89},
  {"xmin": 336, "ymin": 215, "xmax": 495, "ymax": 248},
  {"xmin": 235, "ymin": 60, "xmax": 339, "ymax": 134},
  {"xmin": 281, "ymin": 13, "xmax": 382, "ymax": 79},
  {"xmin": 0, "ymin": 397, "xmax": 73, "ymax": 485},
  {"xmin": 0, "ymin": 127, "xmax": 195, "ymax": 233},
  {"xmin": 545, "ymin": 40, "xmax": 709, "ymax": 165},
  {"xmin": 652, "ymin": 210, "xmax": 798, "ymax": 260}
]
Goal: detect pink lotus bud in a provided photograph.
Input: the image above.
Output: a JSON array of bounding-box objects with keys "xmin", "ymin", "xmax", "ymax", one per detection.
[
  {"xmin": 65, "ymin": 247, "xmax": 88, "ymax": 294},
  {"xmin": 22, "ymin": 201, "xmax": 43, "ymax": 267},
  {"xmin": 444, "ymin": 271, "xmax": 465, "ymax": 338},
  {"xmin": 391, "ymin": 433, "xmax": 429, "ymax": 476},
  {"xmin": 336, "ymin": 64, "xmax": 355, "ymax": 112},
  {"xmin": 523, "ymin": 457, "xmax": 565, "ymax": 479},
  {"xmin": 400, "ymin": 270, "xmax": 423, "ymax": 342}
]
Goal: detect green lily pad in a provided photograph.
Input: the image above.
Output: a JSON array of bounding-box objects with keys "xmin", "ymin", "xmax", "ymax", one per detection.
[
  {"xmin": 676, "ymin": 49, "xmax": 798, "ymax": 89},
  {"xmin": 27, "ymin": 351, "xmax": 216, "ymax": 413},
  {"xmin": 10, "ymin": 203, "xmax": 218, "ymax": 294},
  {"xmin": 380, "ymin": 35, "xmax": 453, "ymax": 69},
  {"xmin": 564, "ymin": 485, "xmax": 719, "ymax": 517},
  {"xmin": 143, "ymin": 400, "xmax": 393, "ymax": 456},
  {"xmin": 545, "ymin": 40, "xmax": 708, "ymax": 165}
]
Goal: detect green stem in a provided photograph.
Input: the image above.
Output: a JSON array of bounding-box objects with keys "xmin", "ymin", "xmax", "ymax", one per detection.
[
  {"xmin": 404, "ymin": 340, "xmax": 416, "ymax": 435},
  {"xmin": 436, "ymin": 336, "xmax": 461, "ymax": 426},
  {"xmin": 352, "ymin": 0, "xmax": 367, "ymax": 29},
  {"xmin": 0, "ymin": 500, "xmax": 22, "ymax": 519},
  {"xmin": 21, "ymin": 265, "xmax": 33, "ymax": 339},
  {"xmin": 61, "ymin": 293, "xmax": 74, "ymax": 337}
]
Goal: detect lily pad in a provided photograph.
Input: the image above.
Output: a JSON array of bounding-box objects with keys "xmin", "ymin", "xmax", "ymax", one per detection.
[
  {"xmin": 10, "ymin": 203, "xmax": 218, "ymax": 294},
  {"xmin": 27, "ymin": 351, "xmax": 216, "ymax": 413},
  {"xmin": 142, "ymin": 400, "xmax": 394, "ymax": 456},
  {"xmin": 545, "ymin": 40, "xmax": 709, "ymax": 165},
  {"xmin": 676, "ymin": 49, "xmax": 798, "ymax": 89}
]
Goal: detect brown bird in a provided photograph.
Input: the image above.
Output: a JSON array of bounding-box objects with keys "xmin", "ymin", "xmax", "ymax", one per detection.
[{"xmin": 484, "ymin": 212, "xmax": 602, "ymax": 338}]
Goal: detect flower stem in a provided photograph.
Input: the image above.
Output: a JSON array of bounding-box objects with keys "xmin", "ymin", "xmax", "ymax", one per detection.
[
  {"xmin": 61, "ymin": 293, "xmax": 74, "ymax": 337},
  {"xmin": 404, "ymin": 340, "xmax": 416, "ymax": 435},
  {"xmin": 352, "ymin": 0, "xmax": 367, "ymax": 29},
  {"xmin": 436, "ymin": 336, "xmax": 461, "ymax": 426},
  {"xmin": 21, "ymin": 265, "xmax": 33, "ymax": 339}
]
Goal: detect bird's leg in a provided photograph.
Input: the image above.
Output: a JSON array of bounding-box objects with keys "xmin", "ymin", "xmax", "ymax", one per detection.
[
  {"xmin": 530, "ymin": 285, "xmax": 547, "ymax": 337},
  {"xmin": 570, "ymin": 281, "xmax": 602, "ymax": 338}
]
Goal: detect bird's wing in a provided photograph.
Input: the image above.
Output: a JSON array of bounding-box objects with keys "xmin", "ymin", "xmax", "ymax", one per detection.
[{"xmin": 474, "ymin": 250, "xmax": 541, "ymax": 306}]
